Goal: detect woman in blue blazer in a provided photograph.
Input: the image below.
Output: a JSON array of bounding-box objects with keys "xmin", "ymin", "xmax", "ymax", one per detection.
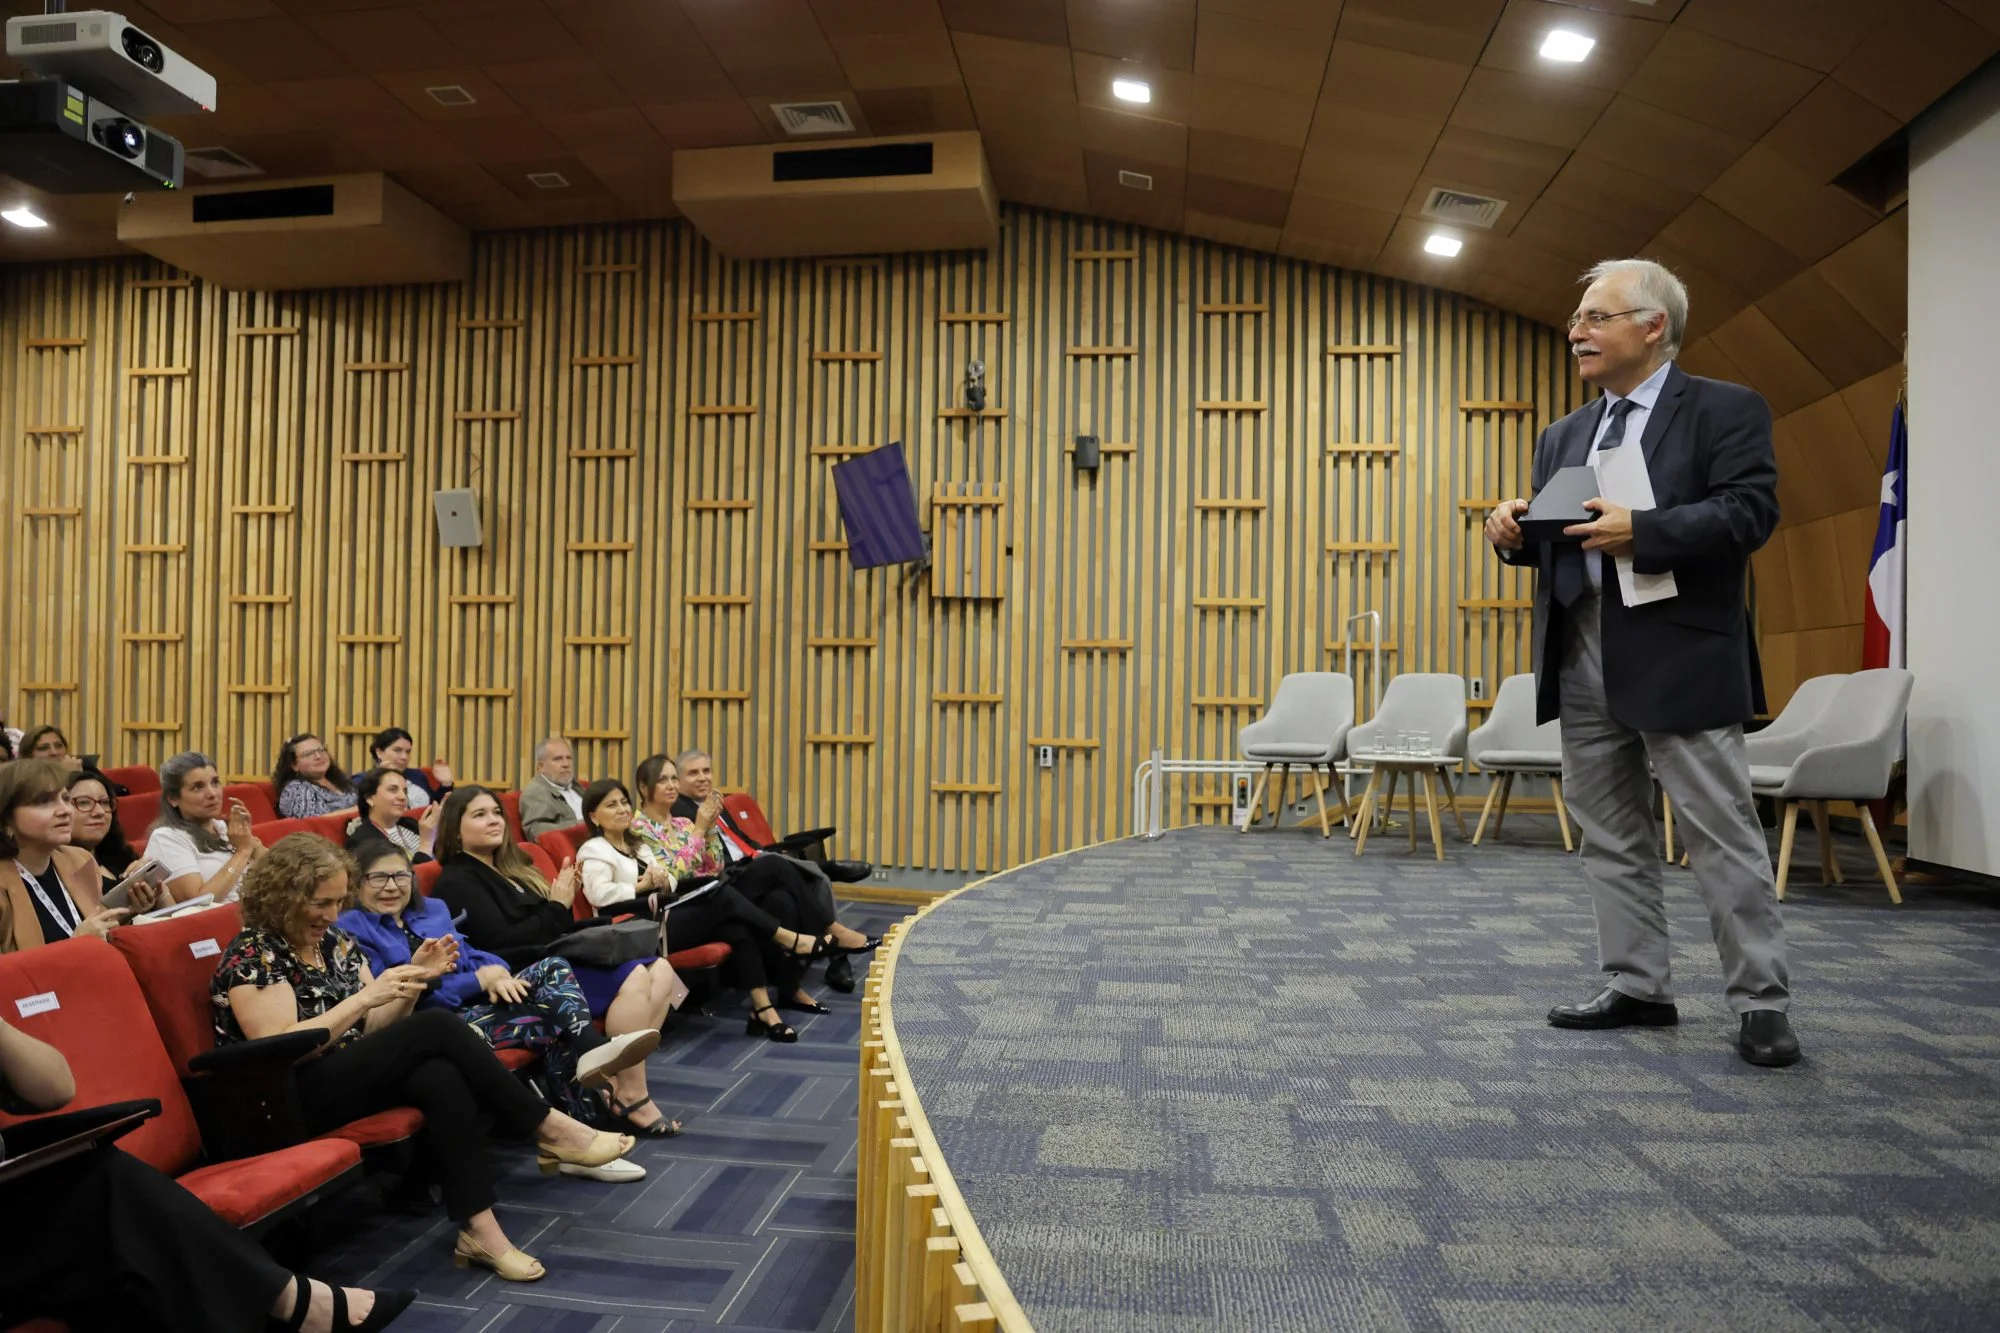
[{"xmin": 336, "ymin": 839, "xmax": 661, "ymax": 1171}]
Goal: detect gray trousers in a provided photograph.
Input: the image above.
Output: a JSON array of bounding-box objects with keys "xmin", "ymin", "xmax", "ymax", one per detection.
[{"xmin": 1559, "ymin": 590, "xmax": 1790, "ymax": 1013}]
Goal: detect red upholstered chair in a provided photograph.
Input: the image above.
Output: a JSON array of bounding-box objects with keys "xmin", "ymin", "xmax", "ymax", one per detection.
[
  {"xmin": 252, "ymin": 818, "xmax": 319, "ymax": 846},
  {"xmin": 102, "ymin": 763, "xmax": 159, "ymax": 794},
  {"xmin": 722, "ymin": 792, "xmax": 837, "ymax": 860},
  {"xmin": 538, "ymin": 823, "xmax": 590, "ymax": 874},
  {"xmin": 110, "ymin": 906, "xmax": 423, "ymax": 1153},
  {"xmin": 414, "ymin": 859, "xmax": 444, "ymax": 896},
  {"xmin": 223, "ymin": 782, "xmax": 277, "ymax": 824},
  {"xmin": 0, "ymin": 938, "xmax": 362, "ymax": 1232},
  {"xmin": 499, "ymin": 790, "xmax": 526, "ymax": 841},
  {"xmin": 304, "ymin": 811, "xmax": 352, "ymax": 842},
  {"xmin": 520, "ymin": 842, "xmax": 555, "ymax": 877},
  {"xmin": 115, "ymin": 791, "xmax": 159, "ymax": 845}
]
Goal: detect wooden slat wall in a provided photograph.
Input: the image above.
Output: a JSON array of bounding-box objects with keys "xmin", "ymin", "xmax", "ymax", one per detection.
[{"xmin": 1, "ymin": 208, "xmax": 1581, "ymax": 871}]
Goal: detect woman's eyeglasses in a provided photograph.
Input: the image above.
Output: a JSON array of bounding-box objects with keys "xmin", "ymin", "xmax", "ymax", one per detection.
[
  {"xmin": 67, "ymin": 796, "xmax": 110, "ymax": 813},
  {"xmin": 362, "ymin": 871, "xmax": 414, "ymax": 888}
]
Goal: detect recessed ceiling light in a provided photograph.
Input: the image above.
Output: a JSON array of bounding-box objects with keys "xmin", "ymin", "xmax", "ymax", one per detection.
[
  {"xmin": 1112, "ymin": 78, "xmax": 1151, "ymax": 105},
  {"xmin": 1424, "ymin": 232, "xmax": 1463, "ymax": 258},
  {"xmin": 425, "ymin": 84, "xmax": 477, "ymax": 107},
  {"xmin": 1539, "ymin": 30, "xmax": 1595, "ymax": 62},
  {"xmin": 2, "ymin": 206, "xmax": 48, "ymax": 229},
  {"xmin": 526, "ymin": 171, "xmax": 570, "ymax": 190}
]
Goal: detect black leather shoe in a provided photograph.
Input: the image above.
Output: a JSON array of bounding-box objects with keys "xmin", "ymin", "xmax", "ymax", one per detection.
[
  {"xmin": 824, "ymin": 953, "xmax": 856, "ymax": 992},
  {"xmin": 823, "ymin": 859, "xmax": 873, "ymax": 883},
  {"xmin": 1737, "ymin": 1011, "xmax": 1801, "ymax": 1067},
  {"xmin": 1547, "ymin": 986, "xmax": 1679, "ymax": 1029}
]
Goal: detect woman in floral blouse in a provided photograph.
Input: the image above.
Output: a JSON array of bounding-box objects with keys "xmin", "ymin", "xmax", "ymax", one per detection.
[
  {"xmin": 274, "ymin": 733, "xmax": 359, "ymax": 820},
  {"xmin": 211, "ymin": 834, "xmax": 638, "ymax": 1283}
]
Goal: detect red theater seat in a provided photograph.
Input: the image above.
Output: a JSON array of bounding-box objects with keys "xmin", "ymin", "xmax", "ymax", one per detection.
[
  {"xmin": 110, "ymin": 907, "xmax": 421, "ymax": 1153},
  {"xmin": 538, "ymin": 823, "xmax": 590, "ymax": 879},
  {"xmin": 521, "ymin": 842, "xmax": 555, "ymax": 877},
  {"xmin": 252, "ymin": 818, "xmax": 321, "ymax": 846},
  {"xmin": 0, "ymin": 938, "xmax": 362, "ymax": 1231},
  {"xmin": 223, "ymin": 782, "xmax": 277, "ymax": 824},
  {"xmin": 415, "ymin": 859, "xmax": 444, "ymax": 896},
  {"xmin": 115, "ymin": 791, "xmax": 159, "ymax": 845},
  {"xmin": 102, "ymin": 763, "xmax": 159, "ymax": 794},
  {"xmin": 722, "ymin": 793, "xmax": 781, "ymax": 848},
  {"xmin": 499, "ymin": 790, "xmax": 526, "ymax": 841}
]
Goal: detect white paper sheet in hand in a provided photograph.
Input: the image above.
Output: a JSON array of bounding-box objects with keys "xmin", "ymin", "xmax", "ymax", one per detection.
[{"xmin": 1592, "ymin": 443, "xmax": 1678, "ymax": 606}]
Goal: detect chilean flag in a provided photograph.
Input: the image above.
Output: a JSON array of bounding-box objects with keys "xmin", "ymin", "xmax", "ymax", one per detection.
[{"xmin": 1861, "ymin": 403, "xmax": 1907, "ymax": 670}]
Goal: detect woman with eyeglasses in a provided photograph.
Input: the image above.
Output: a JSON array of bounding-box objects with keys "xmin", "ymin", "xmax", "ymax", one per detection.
[
  {"xmin": 335, "ymin": 842, "xmax": 656, "ymax": 1173},
  {"xmin": 63, "ymin": 768, "xmax": 141, "ymax": 888},
  {"xmin": 275, "ymin": 733, "xmax": 359, "ymax": 820},
  {"xmin": 0, "ymin": 760, "xmax": 127, "ymax": 953}
]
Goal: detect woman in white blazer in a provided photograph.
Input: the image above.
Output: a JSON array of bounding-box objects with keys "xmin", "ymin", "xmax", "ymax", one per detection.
[{"xmin": 575, "ymin": 779, "xmax": 677, "ymax": 913}]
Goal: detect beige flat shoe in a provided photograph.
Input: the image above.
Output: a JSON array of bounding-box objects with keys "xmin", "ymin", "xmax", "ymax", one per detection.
[
  {"xmin": 453, "ymin": 1232, "xmax": 544, "ymax": 1282},
  {"xmin": 576, "ymin": 1028, "xmax": 661, "ymax": 1086},
  {"xmin": 537, "ymin": 1129, "xmax": 635, "ymax": 1174}
]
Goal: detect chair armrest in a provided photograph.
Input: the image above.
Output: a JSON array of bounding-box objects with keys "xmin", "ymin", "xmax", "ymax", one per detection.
[
  {"xmin": 1743, "ymin": 731, "xmax": 1813, "ymax": 769},
  {"xmin": 184, "ymin": 1030, "xmax": 328, "ymax": 1162},
  {"xmin": 1782, "ymin": 740, "xmax": 1893, "ymax": 801}
]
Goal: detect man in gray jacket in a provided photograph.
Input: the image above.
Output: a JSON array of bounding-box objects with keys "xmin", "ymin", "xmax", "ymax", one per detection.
[{"xmin": 519, "ymin": 736, "xmax": 584, "ymax": 841}]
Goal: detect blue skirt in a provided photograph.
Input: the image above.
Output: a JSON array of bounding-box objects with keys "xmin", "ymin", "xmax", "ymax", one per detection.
[{"xmin": 573, "ymin": 958, "xmax": 647, "ymax": 1016}]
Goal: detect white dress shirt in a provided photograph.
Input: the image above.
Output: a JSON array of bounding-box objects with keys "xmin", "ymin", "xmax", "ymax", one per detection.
[{"xmin": 1585, "ymin": 359, "xmax": 1673, "ymax": 591}]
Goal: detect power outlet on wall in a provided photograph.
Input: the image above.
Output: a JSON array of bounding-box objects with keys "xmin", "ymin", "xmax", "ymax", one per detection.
[
  {"xmin": 1470, "ymin": 678, "xmax": 1485, "ymax": 700},
  {"xmin": 1037, "ymin": 745, "xmax": 1055, "ymax": 768}
]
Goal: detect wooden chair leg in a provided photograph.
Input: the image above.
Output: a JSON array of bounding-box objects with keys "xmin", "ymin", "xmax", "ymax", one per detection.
[
  {"xmin": 1550, "ymin": 776, "xmax": 1575, "ymax": 852},
  {"xmin": 1406, "ymin": 768, "xmax": 1420, "ymax": 852},
  {"xmin": 1662, "ymin": 789, "xmax": 1676, "ymax": 863},
  {"xmin": 1328, "ymin": 766, "xmax": 1352, "ymax": 830},
  {"xmin": 1809, "ymin": 802, "xmax": 1844, "ymax": 884},
  {"xmin": 1420, "ymin": 769, "xmax": 1445, "ymax": 862},
  {"xmin": 1272, "ymin": 765, "xmax": 1293, "ymax": 831},
  {"xmin": 1441, "ymin": 769, "xmax": 1469, "ymax": 840},
  {"xmin": 1352, "ymin": 768, "xmax": 1383, "ymax": 856},
  {"xmin": 1491, "ymin": 773, "xmax": 1515, "ymax": 836},
  {"xmin": 1242, "ymin": 763, "xmax": 1272, "ymax": 833},
  {"xmin": 1774, "ymin": 801, "xmax": 1798, "ymax": 901},
  {"xmin": 1473, "ymin": 773, "xmax": 1502, "ymax": 846},
  {"xmin": 1380, "ymin": 769, "xmax": 1401, "ymax": 834},
  {"xmin": 1859, "ymin": 806, "xmax": 1903, "ymax": 904},
  {"xmin": 1309, "ymin": 766, "xmax": 1332, "ymax": 838}
]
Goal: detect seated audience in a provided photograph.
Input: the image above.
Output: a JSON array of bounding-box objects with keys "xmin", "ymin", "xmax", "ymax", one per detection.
[
  {"xmin": 213, "ymin": 834, "xmax": 637, "ymax": 1281},
  {"xmin": 65, "ymin": 766, "xmax": 140, "ymax": 884},
  {"xmin": 0, "ymin": 759, "xmax": 129, "ymax": 952},
  {"xmin": 431, "ymin": 787, "xmax": 685, "ymax": 1136},
  {"xmin": 276, "ymin": 732, "xmax": 359, "ymax": 819},
  {"xmin": 363, "ymin": 727, "xmax": 453, "ymax": 810},
  {"xmin": 148, "ymin": 751, "xmax": 262, "ymax": 904},
  {"xmin": 346, "ymin": 767, "xmax": 441, "ymax": 864},
  {"xmin": 518, "ymin": 735, "xmax": 583, "ymax": 840},
  {"xmin": 19, "ymin": 724, "xmax": 83, "ymax": 772},
  {"xmin": 336, "ymin": 842, "xmax": 657, "ymax": 1164},
  {"xmin": 0, "ymin": 1013, "xmax": 414, "ymax": 1333},
  {"xmin": 0, "ymin": 718, "xmax": 15, "ymax": 760},
  {"xmin": 669, "ymin": 748, "xmax": 881, "ymax": 991}
]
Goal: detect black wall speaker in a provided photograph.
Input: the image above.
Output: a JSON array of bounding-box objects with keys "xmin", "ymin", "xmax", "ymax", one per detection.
[{"xmin": 1074, "ymin": 434, "xmax": 1100, "ymax": 470}]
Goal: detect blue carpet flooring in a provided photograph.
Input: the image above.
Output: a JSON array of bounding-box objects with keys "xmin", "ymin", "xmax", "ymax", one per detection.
[
  {"xmin": 891, "ymin": 826, "xmax": 2000, "ymax": 1332},
  {"xmin": 308, "ymin": 901, "xmax": 912, "ymax": 1333}
]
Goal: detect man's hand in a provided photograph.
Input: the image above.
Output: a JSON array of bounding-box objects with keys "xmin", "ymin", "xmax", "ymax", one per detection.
[
  {"xmin": 1484, "ymin": 498, "xmax": 1528, "ymax": 551},
  {"xmin": 1565, "ymin": 498, "xmax": 1634, "ymax": 556}
]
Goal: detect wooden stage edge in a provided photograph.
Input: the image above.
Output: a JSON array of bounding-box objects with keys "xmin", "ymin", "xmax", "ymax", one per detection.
[{"xmin": 858, "ymin": 839, "xmax": 1128, "ymax": 1333}]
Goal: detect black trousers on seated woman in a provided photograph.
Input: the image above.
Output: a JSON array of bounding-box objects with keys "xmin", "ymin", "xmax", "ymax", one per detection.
[
  {"xmin": 0, "ymin": 1144, "xmax": 289, "ymax": 1333},
  {"xmin": 296, "ymin": 1007, "xmax": 548, "ymax": 1223},
  {"xmin": 724, "ymin": 856, "xmax": 835, "ymax": 935},
  {"xmin": 669, "ymin": 883, "xmax": 803, "ymax": 997}
]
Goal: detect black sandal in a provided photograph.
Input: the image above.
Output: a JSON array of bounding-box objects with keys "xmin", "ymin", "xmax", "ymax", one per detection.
[
  {"xmin": 779, "ymin": 994, "xmax": 831, "ymax": 1015},
  {"xmin": 269, "ymin": 1277, "xmax": 415, "ymax": 1333},
  {"xmin": 747, "ymin": 1003, "xmax": 798, "ymax": 1043},
  {"xmin": 607, "ymin": 1094, "xmax": 683, "ymax": 1137}
]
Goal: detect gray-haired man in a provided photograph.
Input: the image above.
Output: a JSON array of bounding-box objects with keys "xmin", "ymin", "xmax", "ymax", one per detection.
[{"xmin": 1484, "ymin": 258, "xmax": 1798, "ymax": 1068}]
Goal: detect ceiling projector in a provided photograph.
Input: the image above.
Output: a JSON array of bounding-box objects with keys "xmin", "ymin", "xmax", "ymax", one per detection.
[
  {"xmin": 6, "ymin": 11, "xmax": 215, "ymax": 117},
  {"xmin": 0, "ymin": 78, "xmax": 183, "ymax": 192}
]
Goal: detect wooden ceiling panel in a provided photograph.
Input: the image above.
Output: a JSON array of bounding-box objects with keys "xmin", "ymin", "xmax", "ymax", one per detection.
[
  {"xmin": 1075, "ymin": 52, "xmax": 1193, "ymax": 122},
  {"xmin": 1189, "ymin": 75, "xmax": 1315, "ymax": 145},
  {"xmin": 1635, "ymin": 238, "xmax": 1753, "ymax": 341},
  {"xmin": 1536, "ymin": 151, "xmax": 1694, "ymax": 239},
  {"xmin": 1078, "ymin": 107, "xmax": 1189, "ymax": 168},
  {"xmin": 1278, "ymin": 229, "xmax": 1388, "ymax": 273},
  {"xmin": 940, "ymin": 0, "xmax": 1069, "ymax": 46},
  {"xmin": 1575, "ymin": 95, "xmax": 1748, "ymax": 193},
  {"xmin": 1758, "ymin": 79, "xmax": 1902, "ymax": 182},
  {"xmin": 1083, "ymin": 150, "xmax": 1186, "ymax": 229},
  {"xmin": 807, "ymin": 0, "xmax": 951, "ymax": 37},
  {"xmin": 1622, "ymin": 25, "xmax": 1819, "ymax": 138},
  {"xmin": 1704, "ymin": 146, "xmax": 1881, "ymax": 266},
  {"xmin": 436, "ymin": 114, "xmax": 571, "ymax": 165},
  {"xmin": 1187, "ymin": 130, "xmax": 1301, "ymax": 190},
  {"xmin": 1945, "ymin": 0, "xmax": 2000, "ymax": 35},
  {"xmin": 416, "ymin": 0, "xmax": 585, "ymax": 64},
  {"xmin": 1408, "ymin": 126, "xmax": 1569, "ymax": 223},
  {"xmin": 1373, "ymin": 213, "xmax": 1490, "ymax": 286},
  {"xmin": 542, "ymin": 107, "xmax": 678, "ymax": 172},
  {"xmin": 1675, "ymin": 335, "xmax": 1750, "ymax": 388},
  {"xmin": 1837, "ymin": 364, "xmax": 1904, "ymax": 468},
  {"xmin": 1479, "ymin": 0, "xmax": 1667, "ymax": 91},
  {"xmin": 1199, "ymin": 0, "xmax": 1341, "ymax": 39},
  {"xmin": 1674, "ymin": 0, "xmax": 1890, "ymax": 73},
  {"xmin": 981, "ymin": 128, "xmax": 1087, "ymax": 184},
  {"xmin": 1182, "ymin": 208, "xmax": 1283, "ymax": 253},
  {"xmin": 267, "ymin": 75, "xmax": 430, "ymax": 135},
  {"xmin": 1752, "ymin": 535, "xmax": 1798, "ymax": 635},
  {"xmin": 967, "ymin": 85, "xmax": 1082, "ymax": 142},
  {"xmin": 152, "ymin": 80, "xmax": 307, "ymax": 141},
  {"xmin": 639, "ymin": 99, "xmax": 772, "ymax": 150},
  {"xmin": 1770, "ymin": 422, "xmax": 1841, "ymax": 525},
  {"xmin": 1192, "ymin": 11, "xmax": 1336, "ymax": 97},
  {"xmin": 1185, "ymin": 171, "xmax": 1290, "ymax": 228},
  {"xmin": 547, "ymin": 0, "xmax": 717, "ymax": 53},
  {"xmin": 1282, "ymin": 192, "xmax": 1398, "ymax": 252},
  {"xmin": 149, "ymin": 0, "xmax": 281, "ymax": 20},
  {"xmin": 375, "ymin": 67, "xmax": 529, "ymax": 123},
  {"xmin": 678, "ymin": 0, "xmax": 849, "ymax": 88},
  {"xmin": 328, "ymin": 125, "xmax": 471, "ymax": 172},
  {"xmin": 1832, "ymin": 0, "xmax": 2000, "ymax": 121},
  {"xmin": 856, "ymin": 84, "xmax": 978, "ymax": 135},
  {"xmin": 1317, "ymin": 40, "xmax": 1469, "ymax": 123},
  {"xmin": 1707, "ymin": 305, "xmax": 1836, "ymax": 415},
  {"xmin": 989, "ymin": 165, "xmax": 1092, "ymax": 212},
  {"xmin": 171, "ymin": 16, "xmax": 355, "ymax": 80},
  {"xmin": 1447, "ymin": 67, "xmax": 1615, "ymax": 150},
  {"xmin": 1337, "ymin": 0, "xmax": 1508, "ymax": 65},
  {"xmin": 830, "ymin": 30, "xmax": 964, "ymax": 88},
  {"xmin": 483, "ymin": 58, "xmax": 635, "ymax": 119},
  {"xmin": 1814, "ymin": 212, "xmax": 1908, "ymax": 346},
  {"xmin": 300, "ymin": 7, "xmax": 469, "ymax": 73},
  {"xmin": 1653, "ymin": 198, "xmax": 1806, "ymax": 306},
  {"xmin": 1294, "ymin": 117, "xmax": 1432, "ymax": 211},
  {"xmin": 1065, "ymin": 0, "xmax": 1198, "ymax": 70},
  {"xmin": 1758, "ymin": 269, "xmax": 1898, "ymax": 394},
  {"xmin": 492, "ymin": 156, "xmax": 617, "ymax": 203},
  {"xmin": 953, "ymin": 32, "xmax": 1076, "ymax": 97},
  {"xmin": 1510, "ymin": 196, "xmax": 1653, "ymax": 269},
  {"xmin": 1788, "ymin": 391, "xmax": 1891, "ymax": 516}
]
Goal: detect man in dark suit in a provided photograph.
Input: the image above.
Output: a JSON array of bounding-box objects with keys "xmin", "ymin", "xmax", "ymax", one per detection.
[{"xmin": 1484, "ymin": 258, "xmax": 1798, "ymax": 1068}]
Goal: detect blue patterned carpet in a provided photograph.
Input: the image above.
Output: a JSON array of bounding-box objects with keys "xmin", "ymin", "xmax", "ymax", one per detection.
[
  {"xmin": 890, "ymin": 826, "xmax": 2000, "ymax": 1332},
  {"xmin": 307, "ymin": 901, "xmax": 912, "ymax": 1333}
]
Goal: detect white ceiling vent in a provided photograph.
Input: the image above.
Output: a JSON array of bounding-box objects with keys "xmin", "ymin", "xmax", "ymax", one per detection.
[
  {"xmin": 183, "ymin": 146, "xmax": 262, "ymax": 179},
  {"xmin": 1421, "ymin": 186, "xmax": 1508, "ymax": 230},
  {"xmin": 526, "ymin": 171, "xmax": 570, "ymax": 190},
  {"xmin": 1117, "ymin": 169, "xmax": 1153, "ymax": 190},
  {"xmin": 424, "ymin": 84, "xmax": 476, "ymax": 107},
  {"xmin": 772, "ymin": 100, "xmax": 855, "ymax": 136}
]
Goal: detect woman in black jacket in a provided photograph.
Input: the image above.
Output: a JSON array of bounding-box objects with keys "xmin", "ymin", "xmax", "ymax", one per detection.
[{"xmin": 430, "ymin": 787, "xmax": 683, "ymax": 1136}]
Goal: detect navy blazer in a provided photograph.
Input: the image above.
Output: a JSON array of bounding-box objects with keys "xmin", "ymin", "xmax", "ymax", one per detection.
[{"xmin": 1502, "ymin": 363, "xmax": 1779, "ymax": 734}]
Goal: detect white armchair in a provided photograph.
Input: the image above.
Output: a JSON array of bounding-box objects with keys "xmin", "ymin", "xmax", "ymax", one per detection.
[
  {"xmin": 1237, "ymin": 672, "xmax": 1355, "ymax": 837},
  {"xmin": 1467, "ymin": 674, "xmax": 1571, "ymax": 851}
]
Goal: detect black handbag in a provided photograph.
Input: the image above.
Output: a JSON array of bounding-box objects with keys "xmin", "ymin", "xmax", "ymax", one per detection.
[{"xmin": 548, "ymin": 918, "xmax": 659, "ymax": 968}]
